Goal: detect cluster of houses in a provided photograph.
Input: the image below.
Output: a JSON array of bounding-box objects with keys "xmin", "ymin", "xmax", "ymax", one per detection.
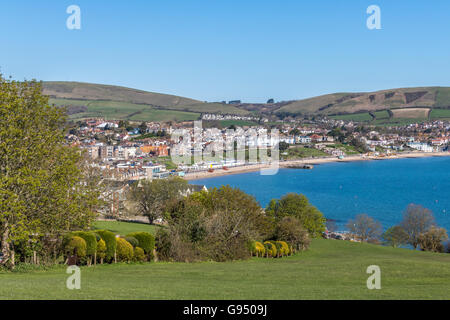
[{"xmin": 68, "ymin": 117, "xmax": 450, "ymax": 184}]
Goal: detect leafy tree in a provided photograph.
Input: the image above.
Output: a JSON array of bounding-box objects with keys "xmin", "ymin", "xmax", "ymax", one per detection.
[
  {"xmin": 346, "ymin": 214, "xmax": 382, "ymax": 242},
  {"xmin": 400, "ymin": 204, "xmax": 435, "ymax": 249},
  {"xmin": 138, "ymin": 122, "xmax": 147, "ymax": 134},
  {"xmin": 382, "ymin": 226, "xmax": 408, "ymax": 247},
  {"xmin": 127, "ymin": 177, "xmax": 189, "ymax": 224},
  {"xmin": 266, "ymin": 193, "xmax": 326, "ymax": 237},
  {"xmin": 275, "ymin": 216, "xmax": 310, "ymax": 251},
  {"xmin": 278, "ymin": 141, "xmax": 289, "ymax": 152},
  {"xmin": 0, "ymin": 76, "xmax": 100, "ymax": 269},
  {"xmin": 418, "ymin": 227, "xmax": 448, "ymax": 253}
]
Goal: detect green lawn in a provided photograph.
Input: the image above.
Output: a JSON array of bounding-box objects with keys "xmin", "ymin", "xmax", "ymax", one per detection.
[
  {"xmin": 92, "ymin": 220, "xmax": 160, "ymax": 236},
  {"xmin": 286, "ymin": 146, "xmax": 329, "ymax": 159},
  {"xmin": 1, "ymin": 239, "xmax": 449, "ymax": 299},
  {"xmin": 329, "ymin": 112, "xmax": 373, "ymax": 122},
  {"xmin": 430, "ymin": 108, "xmax": 450, "ymax": 120}
]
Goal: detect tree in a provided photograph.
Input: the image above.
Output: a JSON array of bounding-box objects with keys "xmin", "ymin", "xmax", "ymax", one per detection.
[
  {"xmin": 0, "ymin": 76, "xmax": 100, "ymax": 269},
  {"xmin": 275, "ymin": 216, "xmax": 310, "ymax": 251},
  {"xmin": 266, "ymin": 193, "xmax": 326, "ymax": 237},
  {"xmin": 382, "ymin": 226, "xmax": 408, "ymax": 247},
  {"xmin": 418, "ymin": 227, "xmax": 448, "ymax": 253},
  {"xmin": 400, "ymin": 204, "xmax": 435, "ymax": 249},
  {"xmin": 278, "ymin": 141, "xmax": 289, "ymax": 152},
  {"xmin": 267, "ymin": 98, "xmax": 274, "ymax": 104},
  {"xmin": 346, "ymin": 214, "xmax": 382, "ymax": 242},
  {"xmin": 163, "ymin": 186, "xmax": 273, "ymax": 262},
  {"xmin": 138, "ymin": 122, "xmax": 147, "ymax": 134},
  {"xmin": 127, "ymin": 177, "xmax": 189, "ymax": 224},
  {"xmin": 326, "ymin": 220, "xmax": 338, "ymax": 232}
]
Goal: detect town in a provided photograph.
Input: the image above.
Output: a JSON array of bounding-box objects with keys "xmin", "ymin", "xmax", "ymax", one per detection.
[{"xmin": 69, "ymin": 115, "xmax": 450, "ymax": 181}]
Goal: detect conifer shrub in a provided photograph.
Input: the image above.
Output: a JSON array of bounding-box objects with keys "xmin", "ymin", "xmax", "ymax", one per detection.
[
  {"xmin": 254, "ymin": 241, "xmax": 266, "ymax": 256},
  {"xmin": 71, "ymin": 231, "xmax": 97, "ymax": 257},
  {"xmin": 263, "ymin": 241, "xmax": 277, "ymax": 257},
  {"xmin": 124, "ymin": 236, "xmax": 139, "ymax": 248},
  {"xmin": 270, "ymin": 241, "xmax": 283, "ymax": 257},
  {"xmin": 127, "ymin": 232, "xmax": 155, "ymax": 255},
  {"xmin": 116, "ymin": 237, "xmax": 134, "ymax": 262},
  {"xmin": 97, "ymin": 239, "xmax": 106, "ymax": 262},
  {"xmin": 276, "ymin": 241, "xmax": 290, "ymax": 256},
  {"xmin": 96, "ymin": 230, "xmax": 117, "ymax": 261},
  {"xmin": 65, "ymin": 236, "xmax": 87, "ymax": 258},
  {"xmin": 134, "ymin": 247, "xmax": 146, "ymax": 262}
]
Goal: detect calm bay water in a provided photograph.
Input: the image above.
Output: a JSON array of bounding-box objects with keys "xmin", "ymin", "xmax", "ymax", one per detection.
[{"xmin": 191, "ymin": 157, "xmax": 450, "ymax": 231}]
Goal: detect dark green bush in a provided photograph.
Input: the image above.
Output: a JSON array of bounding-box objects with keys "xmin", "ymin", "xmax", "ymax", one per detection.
[
  {"xmin": 155, "ymin": 228, "xmax": 171, "ymax": 261},
  {"xmin": 96, "ymin": 230, "xmax": 117, "ymax": 261},
  {"xmin": 93, "ymin": 233, "xmax": 101, "ymax": 241},
  {"xmin": 126, "ymin": 232, "xmax": 155, "ymax": 255},
  {"xmin": 124, "ymin": 236, "xmax": 139, "ymax": 248},
  {"xmin": 71, "ymin": 231, "xmax": 97, "ymax": 256}
]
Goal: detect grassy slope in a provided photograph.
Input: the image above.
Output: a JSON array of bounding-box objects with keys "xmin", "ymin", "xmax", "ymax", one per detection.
[
  {"xmin": 1, "ymin": 239, "xmax": 449, "ymax": 299},
  {"xmin": 50, "ymin": 98, "xmax": 200, "ymax": 122},
  {"xmin": 278, "ymin": 87, "xmax": 450, "ymax": 116},
  {"xmin": 45, "ymin": 82, "xmax": 450, "ymax": 121},
  {"xmin": 92, "ymin": 221, "xmax": 160, "ymax": 236},
  {"xmin": 43, "ymin": 82, "xmax": 199, "ymax": 107}
]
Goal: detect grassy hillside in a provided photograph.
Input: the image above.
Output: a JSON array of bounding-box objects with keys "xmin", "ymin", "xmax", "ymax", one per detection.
[
  {"xmin": 1, "ymin": 238, "xmax": 449, "ymax": 299},
  {"xmin": 50, "ymin": 98, "xmax": 200, "ymax": 122},
  {"xmin": 44, "ymin": 82, "xmax": 450, "ymax": 122},
  {"xmin": 92, "ymin": 220, "xmax": 160, "ymax": 236},
  {"xmin": 277, "ymin": 87, "xmax": 450, "ymax": 116},
  {"xmin": 43, "ymin": 82, "xmax": 199, "ymax": 107}
]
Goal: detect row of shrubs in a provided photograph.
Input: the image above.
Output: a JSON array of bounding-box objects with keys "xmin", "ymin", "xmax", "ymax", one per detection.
[
  {"xmin": 250, "ymin": 241, "xmax": 294, "ymax": 258},
  {"xmin": 64, "ymin": 230, "xmax": 155, "ymax": 265}
]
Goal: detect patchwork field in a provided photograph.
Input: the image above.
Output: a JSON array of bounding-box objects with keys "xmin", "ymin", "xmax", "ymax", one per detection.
[
  {"xmin": 43, "ymin": 82, "xmax": 450, "ymax": 122},
  {"xmin": 1, "ymin": 238, "xmax": 448, "ymax": 299},
  {"xmin": 50, "ymin": 98, "xmax": 201, "ymax": 122},
  {"xmin": 391, "ymin": 108, "xmax": 430, "ymax": 119}
]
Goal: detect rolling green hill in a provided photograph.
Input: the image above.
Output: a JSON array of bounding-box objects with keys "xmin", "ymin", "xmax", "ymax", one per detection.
[
  {"xmin": 43, "ymin": 82, "xmax": 450, "ymax": 122},
  {"xmin": 277, "ymin": 87, "xmax": 450, "ymax": 116},
  {"xmin": 43, "ymin": 81, "xmax": 200, "ymax": 107}
]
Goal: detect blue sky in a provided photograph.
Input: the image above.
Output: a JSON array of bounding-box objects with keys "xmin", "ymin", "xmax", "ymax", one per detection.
[{"xmin": 1, "ymin": 0, "xmax": 449, "ymax": 102}]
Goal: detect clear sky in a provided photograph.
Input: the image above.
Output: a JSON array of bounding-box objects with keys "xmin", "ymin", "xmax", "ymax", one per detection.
[{"xmin": 1, "ymin": 0, "xmax": 449, "ymax": 102}]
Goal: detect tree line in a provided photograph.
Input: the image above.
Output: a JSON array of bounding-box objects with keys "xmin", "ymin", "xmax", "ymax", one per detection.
[{"xmin": 342, "ymin": 204, "xmax": 448, "ymax": 252}]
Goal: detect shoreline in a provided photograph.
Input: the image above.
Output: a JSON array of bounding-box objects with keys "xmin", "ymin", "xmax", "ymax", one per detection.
[{"xmin": 184, "ymin": 151, "xmax": 450, "ymax": 181}]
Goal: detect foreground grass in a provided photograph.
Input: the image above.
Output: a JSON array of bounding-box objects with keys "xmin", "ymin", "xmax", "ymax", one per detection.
[
  {"xmin": 1, "ymin": 239, "xmax": 449, "ymax": 300},
  {"xmin": 92, "ymin": 221, "xmax": 160, "ymax": 236}
]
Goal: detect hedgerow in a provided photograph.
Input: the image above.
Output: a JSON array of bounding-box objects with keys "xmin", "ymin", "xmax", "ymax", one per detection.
[
  {"xmin": 127, "ymin": 232, "xmax": 155, "ymax": 255},
  {"xmin": 96, "ymin": 230, "xmax": 117, "ymax": 262}
]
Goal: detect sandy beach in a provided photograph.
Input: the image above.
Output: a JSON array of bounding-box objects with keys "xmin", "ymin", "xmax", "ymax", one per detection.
[{"xmin": 184, "ymin": 151, "xmax": 450, "ymax": 181}]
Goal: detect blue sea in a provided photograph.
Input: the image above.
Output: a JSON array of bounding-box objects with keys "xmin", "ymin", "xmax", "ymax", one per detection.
[{"xmin": 191, "ymin": 157, "xmax": 450, "ymax": 231}]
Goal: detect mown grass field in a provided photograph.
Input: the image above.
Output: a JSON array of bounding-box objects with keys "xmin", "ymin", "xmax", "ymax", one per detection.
[
  {"xmin": 92, "ymin": 220, "xmax": 160, "ymax": 236},
  {"xmin": 0, "ymin": 238, "xmax": 449, "ymax": 300}
]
